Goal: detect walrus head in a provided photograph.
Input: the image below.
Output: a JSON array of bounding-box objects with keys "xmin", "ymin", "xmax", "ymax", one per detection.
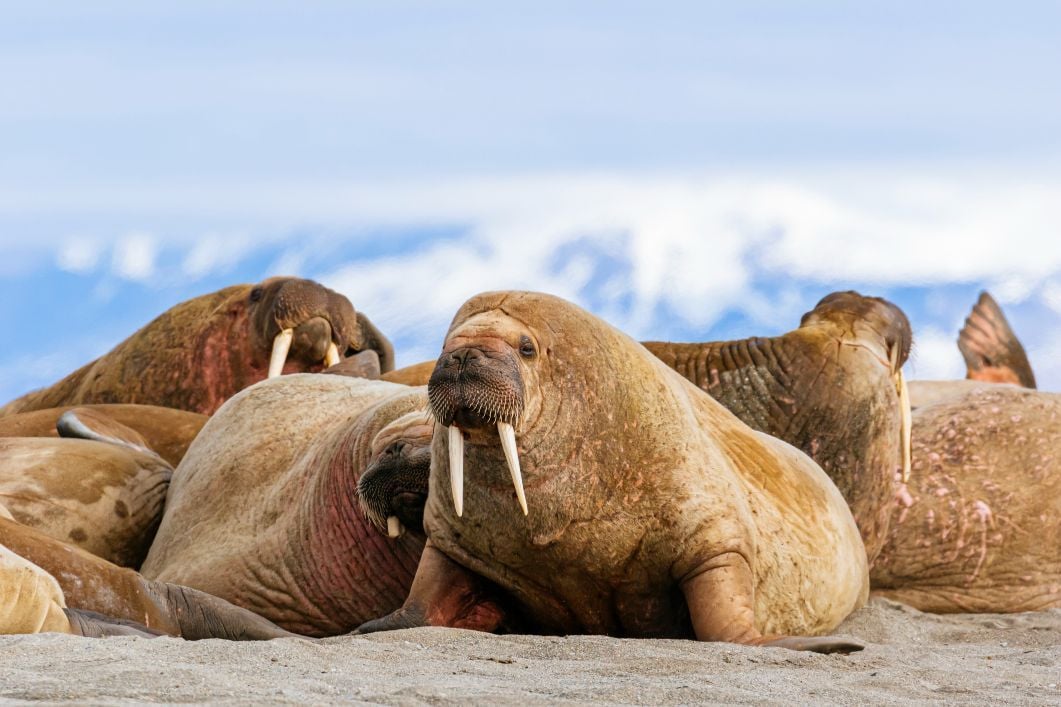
[
  {"xmin": 356, "ymin": 410, "xmax": 434, "ymax": 538},
  {"xmin": 427, "ymin": 300, "xmax": 550, "ymax": 518},
  {"xmin": 248, "ymin": 277, "xmax": 395, "ymax": 377}
]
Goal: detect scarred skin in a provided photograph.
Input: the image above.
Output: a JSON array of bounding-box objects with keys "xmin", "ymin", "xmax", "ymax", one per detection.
[
  {"xmin": 1, "ymin": 519, "xmax": 294, "ymax": 639},
  {"xmin": 0, "ymin": 437, "xmax": 171, "ymax": 568},
  {"xmin": 0, "ymin": 404, "xmax": 206, "ymax": 467},
  {"xmin": 359, "ymin": 292, "xmax": 868, "ymax": 652},
  {"xmin": 871, "ymin": 385, "xmax": 1061, "ymax": 612},
  {"xmin": 0, "ymin": 277, "xmax": 395, "ymax": 416},
  {"xmin": 643, "ymin": 291, "xmax": 911, "ymax": 564},
  {"xmin": 141, "ymin": 375, "xmax": 432, "ymax": 636}
]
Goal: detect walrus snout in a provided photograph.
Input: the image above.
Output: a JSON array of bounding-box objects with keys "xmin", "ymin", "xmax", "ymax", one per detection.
[{"xmin": 356, "ymin": 441, "xmax": 431, "ymax": 538}]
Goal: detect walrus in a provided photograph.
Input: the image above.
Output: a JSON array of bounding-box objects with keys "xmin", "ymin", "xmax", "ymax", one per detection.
[
  {"xmin": 358, "ymin": 292, "xmax": 868, "ymax": 652},
  {"xmin": 870, "ymin": 384, "xmax": 1060, "ymax": 612},
  {"xmin": 0, "ymin": 404, "xmax": 207, "ymax": 466},
  {"xmin": 141, "ymin": 375, "xmax": 433, "ymax": 636},
  {"xmin": 1, "ymin": 277, "xmax": 395, "ymax": 416},
  {"xmin": 643, "ymin": 291, "xmax": 912, "ymax": 564},
  {"xmin": 0, "ymin": 436, "xmax": 171, "ymax": 567},
  {"xmin": 0, "ymin": 519, "xmax": 295, "ymax": 639}
]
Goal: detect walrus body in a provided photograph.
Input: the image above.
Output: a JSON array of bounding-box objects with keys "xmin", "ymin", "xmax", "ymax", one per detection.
[
  {"xmin": 0, "ymin": 437, "xmax": 171, "ymax": 567},
  {"xmin": 141, "ymin": 374, "xmax": 431, "ymax": 636},
  {"xmin": 1, "ymin": 277, "xmax": 394, "ymax": 416},
  {"xmin": 0, "ymin": 519, "xmax": 293, "ymax": 639},
  {"xmin": 643, "ymin": 292, "xmax": 912, "ymax": 564},
  {"xmin": 361, "ymin": 292, "xmax": 867, "ymax": 651},
  {"xmin": 0, "ymin": 404, "xmax": 206, "ymax": 466},
  {"xmin": 871, "ymin": 385, "xmax": 1061, "ymax": 612}
]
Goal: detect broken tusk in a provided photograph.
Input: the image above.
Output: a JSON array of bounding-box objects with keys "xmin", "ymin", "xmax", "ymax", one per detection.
[
  {"xmin": 498, "ymin": 421, "xmax": 528, "ymax": 516},
  {"xmin": 324, "ymin": 342, "xmax": 341, "ymax": 368},
  {"xmin": 448, "ymin": 425, "xmax": 464, "ymax": 517},
  {"xmin": 896, "ymin": 369, "xmax": 912, "ymax": 484},
  {"xmin": 387, "ymin": 516, "xmax": 403, "ymax": 538},
  {"xmin": 268, "ymin": 329, "xmax": 294, "ymax": 379}
]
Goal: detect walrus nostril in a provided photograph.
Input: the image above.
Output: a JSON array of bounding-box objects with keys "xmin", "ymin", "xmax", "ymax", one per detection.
[{"xmin": 449, "ymin": 348, "xmax": 482, "ymax": 367}]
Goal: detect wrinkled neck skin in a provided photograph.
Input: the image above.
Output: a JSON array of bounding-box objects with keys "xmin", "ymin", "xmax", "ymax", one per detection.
[
  {"xmin": 644, "ymin": 320, "xmax": 903, "ymax": 563},
  {"xmin": 287, "ymin": 393, "xmax": 428, "ymax": 636},
  {"xmin": 425, "ymin": 309, "xmax": 723, "ymax": 636}
]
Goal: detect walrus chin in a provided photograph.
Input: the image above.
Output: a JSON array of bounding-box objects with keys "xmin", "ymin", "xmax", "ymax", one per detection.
[{"xmin": 428, "ymin": 342, "xmax": 528, "ymax": 518}]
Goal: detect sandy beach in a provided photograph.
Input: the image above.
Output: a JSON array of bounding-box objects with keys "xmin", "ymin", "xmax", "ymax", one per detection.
[{"xmin": 0, "ymin": 599, "xmax": 1057, "ymax": 705}]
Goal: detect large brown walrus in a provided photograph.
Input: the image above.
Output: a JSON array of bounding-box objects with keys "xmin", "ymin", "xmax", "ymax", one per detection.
[
  {"xmin": 643, "ymin": 291, "xmax": 912, "ymax": 564},
  {"xmin": 870, "ymin": 384, "xmax": 1060, "ymax": 612},
  {"xmin": 869, "ymin": 292, "xmax": 1059, "ymax": 612},
  {"xmin": 359, "ymin": 292, "xmax": 868, "ymax": 652},
  {"xmin": 0, "ymin": 434, "xmax": 171, "ymax": 568},
  {"xmin": 0, "ymin": 277, "xmax": 395, "ymax": 417},
  {"xmin": 0, "ymin": 519, "xmax": 294, "ymax": 639},
  {"xmin": 140, "ymin": 375, "xmax": 433, "ymax": 636},
  {"xmin": 0, "ymin": 404, "xmax": 206, "ymax": 467}
]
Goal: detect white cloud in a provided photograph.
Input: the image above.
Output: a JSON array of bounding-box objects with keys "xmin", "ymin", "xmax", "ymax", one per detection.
[
  {"xmin": 907, "ymin": 325, "xmax": 966, "ymax": 381},
  {"xmin": 111, "ymin": 233, "xmax": 157, "ymax": 281},
  {"xmin": 56, "ymin": 238, "xmax": 100, "ymax": 273}
]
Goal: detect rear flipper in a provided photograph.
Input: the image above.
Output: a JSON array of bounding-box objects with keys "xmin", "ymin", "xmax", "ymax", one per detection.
[
  {"xmin": 64, "ymin": 608, "xmax": 165, "ymax": 638},
  {"xmin": 56, "ymin": 408, "xmax": 159, "ymax": 458},
  {"xmin": 957, "ymin": 292, "xmax": 1037, "ymax": 389}
]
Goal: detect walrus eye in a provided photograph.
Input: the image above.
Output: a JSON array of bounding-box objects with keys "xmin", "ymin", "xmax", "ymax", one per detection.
[
  {"xmin": 518, "ymin": 336, "xmax": 536, "ymax": 358},
  {"xmin": 249, "ymin": 287, "xmax": 263, "ymax": 303}
]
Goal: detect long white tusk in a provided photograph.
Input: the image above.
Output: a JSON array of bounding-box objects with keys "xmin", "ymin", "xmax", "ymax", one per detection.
[
  {"xmin": 387, "ymin": 515, "xmax": 404, "ymax": 538},
  {"xmin": 448, "ymin": 425, "xmax": 464, "ymax": 517},
  {"xmin": 896, "ymin": 369, "xmax": 912, "ymax": 484},
  {"xmin": 324, "ymin": 342, "xmax": 341, "ymax": 368},
  {"xmin": 498, "ymin": 422, "xmax": 528, "ymax": 516},
  {"xmin": 268, "ymin": 328, "xmax": 294, "ymax": 378}
]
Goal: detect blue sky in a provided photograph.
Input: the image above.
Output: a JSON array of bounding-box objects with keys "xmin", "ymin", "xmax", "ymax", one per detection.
[{"xmin": 3, "ymin": 2, "xmax": 1061, "ymax": 402}]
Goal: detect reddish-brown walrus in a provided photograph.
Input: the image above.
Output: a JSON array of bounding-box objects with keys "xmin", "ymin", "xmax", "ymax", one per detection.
[
  {"xmin": 0, "ymin": 277, "xmax": 394, "ymax": 416},
  {"xmin": 359, "ymin": 292, "xmax": 868, "ymax": 653},
  {"xmin": 141, "ymin": 375, "xmax": 433, "ymax": 636},
  {"xmin": 0, "ymin": 404, "xmax": 206, "ymax": 467},
  {"xmin": 642, "ymin": 292, "xmax": 913, "ymax": 565},
  {"xmin": 0, "ymin": 519, "xmax": 295, "ymax": 639},
  {"xmin": 870, "ymin": 293, "xmax": 1059, "ymax": 612}
]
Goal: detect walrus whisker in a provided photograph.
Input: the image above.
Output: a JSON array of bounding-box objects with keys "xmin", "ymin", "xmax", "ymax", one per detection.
[
  {"xmin": 896, "ymin": 369, "xmax": 912, "ymax": 484},
  {"xmin": 324, "ymin": 342, "xmax": 341, "ymax": 369},
  {"xmin": 448, "ymin": 424, "xmax": 464, "ymax": 517},
  {"xmin": 268, "ymin": 328, "xmax": 294, "ymax": 378},
  {"xmin": 498, "ymin": 421, "xmax": 528, "ymax": 516},
  {"xmin": 387, "ymin": 515, "xmax": 404, "ymax": 538}
]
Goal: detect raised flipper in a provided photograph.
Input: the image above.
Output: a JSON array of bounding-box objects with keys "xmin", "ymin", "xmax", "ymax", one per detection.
[
  {"xmin": 355, "ymin": 543, "xmax": 507, "ymax": 634},
  {"xmin": 957, "ymin": 292, "xmax": 1036, "ymax": 389},
  {"xmin": 56, "ymin": 407, "xmax": 158, "ymax": 458},
  {"xmin": 1, "ymin": 518, "xmax": 296, "ymax": 640},
  {"xmin": 321, "ymin": 349, "xmax": 381, "ymax": 380},
  {"xmin": 680, "ymin": 552, "xmax": 864, "ymax": 654}
]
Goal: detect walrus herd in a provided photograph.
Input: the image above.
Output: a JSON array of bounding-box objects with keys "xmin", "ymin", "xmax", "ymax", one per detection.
[{"xmin": 0, "ymin": 278, "xmax": 1057, "ymax": 654}]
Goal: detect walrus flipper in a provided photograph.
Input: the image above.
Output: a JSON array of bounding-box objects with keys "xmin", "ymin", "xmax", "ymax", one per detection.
[
  {"xmin": 64, "ymin": 608, "xmax": 166, "ymax": 638},
  {"xmin": 56, "ymin": 408, "xmax": 160, "ymax": 459},
  {"xmin": 147, "ymin": 582, "xmax": 302, "ymax": 641},
  {"xmin": 957, "ymin": 292, "xmax": 1037, "ymax": 389}
]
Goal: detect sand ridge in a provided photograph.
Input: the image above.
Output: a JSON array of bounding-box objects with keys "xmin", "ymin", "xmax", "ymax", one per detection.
[{"xmin": 0, "ymin": 599, "xmax": 1058, "ymax": 705}]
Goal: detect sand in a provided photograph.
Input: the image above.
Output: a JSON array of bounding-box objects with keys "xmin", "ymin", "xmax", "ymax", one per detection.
[{"xmin": 0, "ymin": 599, "xmax": 1058, "ymax": 705}]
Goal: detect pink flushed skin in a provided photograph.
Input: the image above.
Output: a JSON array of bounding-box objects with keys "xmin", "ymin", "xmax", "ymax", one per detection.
[
  {"xmin": 871, "ymin": 385, "xmax": 1061, "ymax": 612},
  {"xmin": 140, "ymin": 375, "xmax": 428, "ymax": 637}
]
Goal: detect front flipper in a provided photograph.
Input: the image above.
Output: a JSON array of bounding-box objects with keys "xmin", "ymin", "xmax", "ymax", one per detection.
[
  {"xmin": 680, "ymin": 551, "xmax": 864, "ymax": 654},
  {"xmin": 958, "ymin": 291, "xmax": 1037, "ymax": 389},
  {"xmin": 356, "ymin": 542, "xmax": 506, "ymax": 634},
  {"xmin": 56, "ymin": 408, "xmax": 158, "ymax": 459},
  {"xmin": 64, "ymin": 609, "xmax": 165, "ymax": 638}
]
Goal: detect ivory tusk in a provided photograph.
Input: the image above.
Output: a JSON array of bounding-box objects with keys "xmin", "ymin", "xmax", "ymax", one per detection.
[
  {"xmin": 387, "ymin": 516, "xmax": 404, "ymax": 538},
  {"xmin": 896, "ymin": 370, "xmax": 912, "ymax": 484},
  {"xmin": 324, "ymin": 342, "xmax": 341, "ymax": 368},
  {"xmin": 268, "ymin": 329, "xmax": 294, "ymax": 379},
  {"xmin": 498, "ymin": 422, "xmax": 528, "ymax": 516},
  {"xmin": 448, "ymin": 425, "xmax": 464, "ymax": 517}
]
